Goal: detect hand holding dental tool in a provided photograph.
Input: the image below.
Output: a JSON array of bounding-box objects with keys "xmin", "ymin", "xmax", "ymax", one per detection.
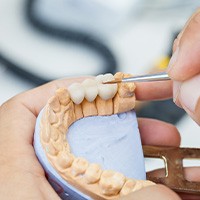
[{"xmin": 167, "ymin": 9, "xmax": 200, "ymax": 125}]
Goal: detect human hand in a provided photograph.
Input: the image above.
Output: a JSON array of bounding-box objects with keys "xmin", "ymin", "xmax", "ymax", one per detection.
[
  {"xmin": 120, "ymin": 80, "xmax": 200, "ymax": 200},
  {"xmin": 0, "ymin": 76, "xmax": 182, "ymax": 200},
  {"xmin": 167, "ymin": 9, "xmax": 200, "ymax": 125},
  {"xmin": 0, "ymin": 77, "xmax": 88, "ymax": 200}
]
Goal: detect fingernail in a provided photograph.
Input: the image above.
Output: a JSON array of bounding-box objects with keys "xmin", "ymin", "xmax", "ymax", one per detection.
[
  {"xmin": 167, "ymin": 47, "xmax": 179, "ymax": 73},
  {"xmin": 179, "ymin": 74, "xmax": 200, "ymax": 113}
]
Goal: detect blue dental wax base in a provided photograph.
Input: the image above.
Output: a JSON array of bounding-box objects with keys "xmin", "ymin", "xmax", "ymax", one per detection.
[{"xmin": 34, "ymin": 110, "xmax": 146, "ymax": 200}]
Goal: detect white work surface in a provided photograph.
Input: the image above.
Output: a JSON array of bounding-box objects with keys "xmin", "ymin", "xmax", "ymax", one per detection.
[{"xmin": 0, "ymin": 0, "xmax": 199, "ymax": 171}]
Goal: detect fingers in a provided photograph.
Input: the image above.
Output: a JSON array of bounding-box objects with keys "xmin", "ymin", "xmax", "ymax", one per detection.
[
  {"xmin": 135, "ymin": 80, "xmax": 173, "ymax": 101},
  {"xmin": 167, "ymin": 8, "xmax": 200, "ymax": 81},
  {"xmin": 167, "ymin": 9, "xmax": 200, "ymax": 124},
  {"xmin": 138, "ymin": 118, "xmax": 181, "ymax": 147},
  {"xmin": 119, "ymin": 185, "xmax": 181, "ymax": 200},
  {"xmin": 184, "ymin": 167, "xmax": 200, "ymax": 182},
  {"xmin": 180, "ymin": 167, "xmax": 200, "ymax": 199},
  {"xmin": 173, "ymin": 74, "xmax": 200, "ymax": 125}
]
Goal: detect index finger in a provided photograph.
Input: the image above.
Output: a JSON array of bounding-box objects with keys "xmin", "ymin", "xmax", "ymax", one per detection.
[{"xmin": 135, "ymin": 80, "xmax": 173, "ymax": 101}]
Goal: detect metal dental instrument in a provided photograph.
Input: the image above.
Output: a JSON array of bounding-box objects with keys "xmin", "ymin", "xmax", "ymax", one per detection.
[{"xmin": 103, "ymin": 72, "xmax": 171, "ymax": 84}]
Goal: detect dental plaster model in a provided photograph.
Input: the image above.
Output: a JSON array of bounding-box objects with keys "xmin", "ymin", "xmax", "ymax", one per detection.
[{"xmin": 34, "ymin": 72, "xmax": 155, "ymax": 200}]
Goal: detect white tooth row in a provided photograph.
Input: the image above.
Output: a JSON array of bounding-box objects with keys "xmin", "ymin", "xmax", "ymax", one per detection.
[{"xmin": 67, "ymin": 74, "xmax": 118, "ymax": 104}]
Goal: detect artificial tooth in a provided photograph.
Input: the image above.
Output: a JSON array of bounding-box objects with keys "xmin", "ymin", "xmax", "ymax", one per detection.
[
  {"xmin": 82, "ymin": 79, "xmax": 98, "ymax": 102},
  {"xmin": 71, "ymin": 157, "xmax": 89, "ymax": 176},
  {"xmin": 84, "ymin": 163, "xmax": 102, "ymax": 184},
  {"xmin": 99, "ymin": 170, "xmax": 126, "ymax": 196},
  {"xmin": 96, "ymin": 74, "xmax": 117, "ymax": 100},
  {"xmin": 120, "ymin": 179, "xmax": 137, "ymax": 196},
  {"xmin": 95, "ymin": 74, "xmax": 104, "ymax": 84},
  {"xmin": 98, "ymin": 84, "xmax": 117, "ymax": 100},
  {"xmin": 68, "ymin": 83, "xmax": 85, "ymax": 104},
  {"xmin": 103, "ymin": 73, "xmax": 115, "ymax": 81}
]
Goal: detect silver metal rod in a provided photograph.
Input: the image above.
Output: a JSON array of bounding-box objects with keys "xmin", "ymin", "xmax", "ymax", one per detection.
[{"xmin": 121, "ymin": 72, "xmax": 170, "ymax": 83}]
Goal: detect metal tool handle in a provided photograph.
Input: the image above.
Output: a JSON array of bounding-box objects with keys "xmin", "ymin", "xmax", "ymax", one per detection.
[
  {"xmin": 143, "ymin": 145, "xmax": 200, "ymax": 195},
  {"xmin": 122, "ymin": 72, "xmax": 170, "ymax": 83}
]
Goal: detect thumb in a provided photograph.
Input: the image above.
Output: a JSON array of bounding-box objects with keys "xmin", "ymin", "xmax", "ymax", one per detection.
[
  {"xmin": 167, "ymin": 9, "xmax": 200, "ymax": 81},
  {"xmin": 119, "ymin": 185, "xmax": 181, "ymax": 200},
  {"xmin": 173, "ymin": 74, "xmax": 200, "ymax": 125}
]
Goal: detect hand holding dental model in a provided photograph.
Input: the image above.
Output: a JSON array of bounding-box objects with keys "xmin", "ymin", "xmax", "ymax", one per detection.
[
  {"xmin": 35, "ymin": 72, "xmax": 155, "ymax": 200},
  {"xmin": 0, "ymin": 9, "xmax": 200, "ymax": 200},
  {"xmin": 0, "ymin": 74, "xmax": 181, "ymax": 200}
]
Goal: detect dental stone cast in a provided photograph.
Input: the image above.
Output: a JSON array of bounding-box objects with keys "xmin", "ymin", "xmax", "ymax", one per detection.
[{"xmin": 39, "ymin": 72, "xmax": 155, "ymax": 200}]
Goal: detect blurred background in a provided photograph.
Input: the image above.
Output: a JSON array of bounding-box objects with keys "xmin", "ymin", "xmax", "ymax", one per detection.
[{"xmin": 0, "ymin": 0, "xmax": 200, "ymax": 170}]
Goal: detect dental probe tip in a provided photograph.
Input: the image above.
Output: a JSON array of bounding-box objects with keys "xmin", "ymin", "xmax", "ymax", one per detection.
[{"xmin": 103, "ymin": 79, "xmax": 122, "ymax": 84}]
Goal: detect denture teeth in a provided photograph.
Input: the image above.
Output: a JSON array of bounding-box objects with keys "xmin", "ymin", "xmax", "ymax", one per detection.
[
  {"xmin": 68, "ymin": 83, "xmax": 85, "ymax": 104},
  {"xmin": 71, "ymin": 157, "xmax": 89, "ymax": 176},
  {"xmin": 99, "ymin": 170, "xmax": 126, "ymax": 196},
  {"xmin": 120, "ymin": 179, "xmax": 137, "ymax": 196},
  {"xmin": 96, "ymin": 74, "xmax": 117, "ymax": 100},
  {"xmin": 82, "ymin": 79, "xmax": 98, "ymax": 102},
  {"xmin": 84, "ymin": 163, "xmax": 102, "ymax": 184},
  {"xmin": 95, "ymin": 74, "xmax": 104, "ymax": 84}
]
